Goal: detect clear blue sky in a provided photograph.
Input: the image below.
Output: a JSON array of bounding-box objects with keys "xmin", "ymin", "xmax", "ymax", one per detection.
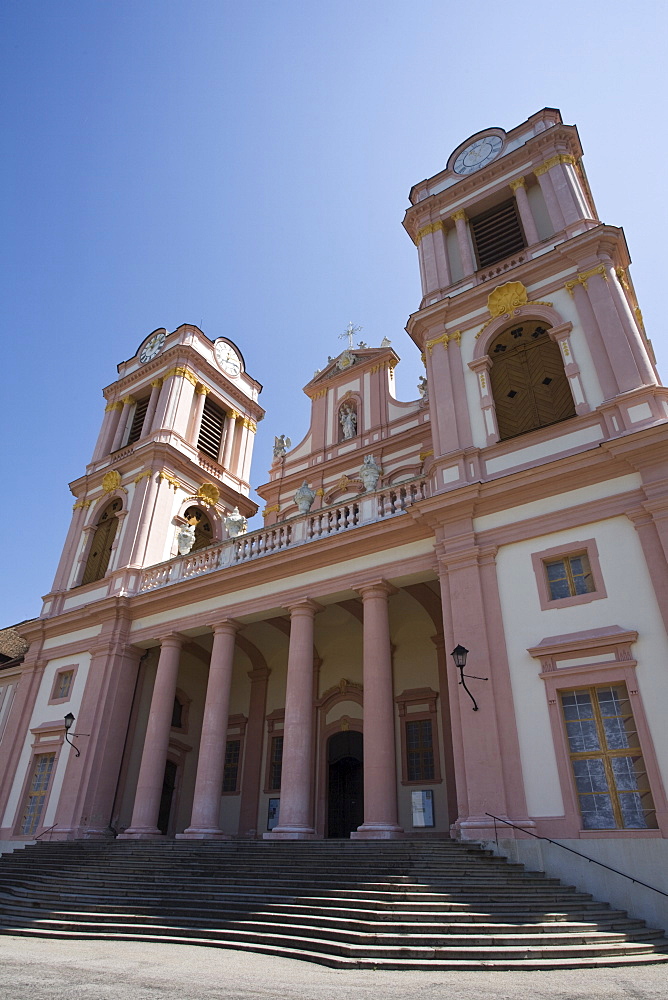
[{"xmin": 2, "ymin": 0, "xmax": 667, "ymax": 625}]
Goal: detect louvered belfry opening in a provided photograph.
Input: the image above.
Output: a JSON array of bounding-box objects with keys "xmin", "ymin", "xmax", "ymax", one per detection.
[
  {"xmin": 126, "ymin": 397, "xmax": 150, "ymax": 445},
  {"xmin": 81, "ymin": 498, "xmax": 122, "ymax": 586},
  {"xmin": 197, "ymin": 397, "xmax": 226, "ymax": 461},
  {"xmin": 489, "ymin": 322, "xmax": 576, "ymax": 440},
  {"xmin": 470, "ymin": 198, "xmax": 526, "ymax": 269}
]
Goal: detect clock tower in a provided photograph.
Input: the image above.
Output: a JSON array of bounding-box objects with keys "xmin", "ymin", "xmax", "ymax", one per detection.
[{"xmin": 43, "ymin": 324, "xmax": 264, "ymax": 617}]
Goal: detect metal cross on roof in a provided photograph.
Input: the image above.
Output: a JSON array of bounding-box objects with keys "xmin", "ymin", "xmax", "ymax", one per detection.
[{"xmin": 339, "ymin": 321, "xmax": 362, "ymax": 349}]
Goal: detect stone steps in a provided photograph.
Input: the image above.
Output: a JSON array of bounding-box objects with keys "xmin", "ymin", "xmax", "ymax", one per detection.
[{"xmin": 0, "ymin": 839, "xmax": 665, "ymax": 970}]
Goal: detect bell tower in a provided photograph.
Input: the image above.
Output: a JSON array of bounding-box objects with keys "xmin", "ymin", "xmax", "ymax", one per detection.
[
  {"xmin": 403, "ymin": 108, "xmax": 663, "ymax": 493},
  {"xmin": 44, "ymin": 325, "xmax": 264, "ymax": 615}
]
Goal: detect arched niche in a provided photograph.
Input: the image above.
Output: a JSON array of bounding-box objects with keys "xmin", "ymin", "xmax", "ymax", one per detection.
[{"xmin": 81, "ymin": 497, "xmax": 124, "ymax": 586}]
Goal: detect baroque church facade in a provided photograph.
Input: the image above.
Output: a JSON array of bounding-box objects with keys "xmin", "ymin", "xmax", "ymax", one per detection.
[{"xmin": 2, "ymin": 109, "xmax": 668, "ymax": 911}]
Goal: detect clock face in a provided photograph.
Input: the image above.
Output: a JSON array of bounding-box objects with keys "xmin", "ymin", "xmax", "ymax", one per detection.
[
  {"xmin": 453, "ymin": 135, "xmax": 503, "ymax": 175},
  {"xmin": 214, "ymin": 340, "xmax": 242, "ymax": 377},
  {"xmin": 139, "ymin": 332, "xmax": 166, "ymax": 363}
]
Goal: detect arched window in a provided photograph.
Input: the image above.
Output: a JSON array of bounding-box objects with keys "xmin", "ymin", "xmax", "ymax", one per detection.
[
  {"xmin": 489, "ymin": 321, "xmax": 575, "ymax": 440},
  {"xmin": 183, "ymin": 506, "xmax": 213, "ymax": 552},
  {"xmin": 81, "ymin": 499, "xmax": 122, "ymax": 585}
]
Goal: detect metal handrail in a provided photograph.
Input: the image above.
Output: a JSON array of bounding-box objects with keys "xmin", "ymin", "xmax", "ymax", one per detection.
[
  {"xmin": 34, "ymin": 824, "xmax": 58, "ymax": 841},
  {"xmin": 485, "ymin": 812, "xmax": 668, "ymax": 899}
]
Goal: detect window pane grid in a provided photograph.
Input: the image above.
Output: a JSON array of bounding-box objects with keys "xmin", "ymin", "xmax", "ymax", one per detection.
[
  {"xmin": 406, "ymin": 719, "xmax": 435, "ymax": 782},
  {"xmin": 545, "ymin": 553, "xmax": 594, "ymax": 601},
  {"xmin": 269, "ymin": 736, "xmax": 283, "ymax": 791},
  {"xmin": 560, "ymin": 684, "xmax": 656, "ymax": 830},
  {"xmin": 223, "ymin": 739, "xmax": 240, "ymax": 793},
  {"xmin": 20, "ymin": 753, "xmax": 56, "ymax": 835}
]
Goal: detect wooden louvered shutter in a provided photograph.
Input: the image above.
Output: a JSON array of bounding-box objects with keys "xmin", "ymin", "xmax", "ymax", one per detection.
[
  {"xmin": 489, "ymin": 323, "xmax": 575, "ymax": 441},
  {"xmin": 126, "ymin": 397, "xmax": 150, "ymax": 445},
  {"xmin": 471, "ymin": 199, "xmax": 526, "ymax": 268},
  {"xmin": 197, "ymin": 398, "xmax": 225, "ymax": 460},
  {"xmin": 81, "ymin": 500, "xmax": 122, "ymax": 585}
]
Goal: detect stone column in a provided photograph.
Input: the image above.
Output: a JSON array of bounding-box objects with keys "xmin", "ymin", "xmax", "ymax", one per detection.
[
  {"xmin": 119, "ymin": 634, "xmax": 182, "ymax": 838},
  {"xmin": 265, "ymin": 599, "xmax": 321, "ymax": 839},
  {"xmin": 535, "ymin": 162, "xmax": 566, "ymax": 232},
  {"xmin": 352, "ymin": 581, "xmax": 403, "ymax": 839},
  {"xmin": 93, "ymin": 400, "xmax": 124, "ymax": 461},
  {"xmin": 238, "ymin": 665, "xmax": 271, "ymax": 836},
  {"xmin": 451, "ymin": 210, "xmax": 476, "ymax": 276},
  {"xmin": 180, "ymin": 620, "xmax": 240, "ymax": 838},
  {"xmin": 509, "ymin": 178, "xmax": 539, "ymax": 246},
  {"xmin": 221, "ymin": 411, "xmax": 239, "ymax": 470},
  {"xmin": 143, "ymin": 379, "xmax": 163, "ymax": 436},
  {"xmin": 187, "ymin": 384, "xmax": 210, "ymax": 446},
  {"xmin": 110, "ymin": 396, "xmax": 134, "ymax": 453}
]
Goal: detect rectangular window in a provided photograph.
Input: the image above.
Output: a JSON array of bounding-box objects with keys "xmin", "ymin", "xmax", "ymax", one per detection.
[
  {"xmin": 545, "ymin": 553, "xmax": 594, "ymax": 601},
  {"xmin": 197, "ymin": 398, "xmax": 226, "ymax": 461},
  {"xmin": 20, "ymin": 753, "xmax": 56, "ymax": 835},
  {"xmin": 126, "ymin": 396, "xmax": 150, "ymax": 445},
  {"xmin": 406, "ymin": 719, "xmax": 435, "ymax": 782},
  {"xmin": 223, "ymin": 739, "xmax": 241, "ymax": 793},
  {"xmin": 470, "ymin": 198, "xmax": 525, "ymax": 269},
  {"xmin": 268, "ymin": 735, "xmax": 283, "ymax": 791},
  {"xmin": 560, "ymin": 683, "xmax": 657, "ymax": 830},
  {"xmin": 55, "ymin": 671, "xmax": 73, "ymax": 700}
]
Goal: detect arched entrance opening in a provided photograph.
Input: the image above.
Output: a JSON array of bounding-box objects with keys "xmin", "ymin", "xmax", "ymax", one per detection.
[{"xmin": 327, "ymin": 730, "xmax": 363, "ymax": 838}]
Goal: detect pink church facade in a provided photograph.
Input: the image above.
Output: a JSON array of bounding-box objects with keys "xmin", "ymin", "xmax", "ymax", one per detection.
[{"xmin": 2, "ymin": 108, "xmax": 668, "ymax": 920}]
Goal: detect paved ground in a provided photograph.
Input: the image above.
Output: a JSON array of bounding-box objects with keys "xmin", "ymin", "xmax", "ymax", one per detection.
[{"xmin": 0, "ymin": 937, "xmax": 667, "ymax": 1000}]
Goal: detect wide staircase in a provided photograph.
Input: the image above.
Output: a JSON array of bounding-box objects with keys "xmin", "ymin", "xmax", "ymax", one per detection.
[{"xmin": 0, "ymin": 839, "xmax": 666, "ymax": 970}]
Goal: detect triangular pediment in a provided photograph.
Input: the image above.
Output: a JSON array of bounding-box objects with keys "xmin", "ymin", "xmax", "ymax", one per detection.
[{"xmin": 304, "ymin": 346, "xmax": 398, "ymax": 393}]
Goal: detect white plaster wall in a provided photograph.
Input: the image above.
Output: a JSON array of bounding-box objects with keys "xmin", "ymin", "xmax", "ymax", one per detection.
[
  {"xmin": 494, "ymin": 516, "xmax": 668, "ymax": 818},
  {"xmin": 2, "ymin": 652, "xmax": 91, "ymax": 830}
]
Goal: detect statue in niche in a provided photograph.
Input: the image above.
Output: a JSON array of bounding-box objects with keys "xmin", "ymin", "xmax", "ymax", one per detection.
[
  {"xmin": 294, "ymin": 481, "xmax": 316, "ymax": 514},
  {"xmin": 176, "ymin": 511, "xmax": 200, "ymax": 556},
  {"xmin": 224, "ymin": 506, "xmax": 248, "ymax": 537},
  {"xmin": 339, "ymin": 403, "xmax": 357, "ymax": 440},
  {"xmin": 418, "ymin": 375, "xmax": 428, "ymax": 400},
  {"xmin": 273, "ymin": 434, "xmax": 291, "ymax": 459},
  {"xmin": 359, "ymin": 455, "xmax": 382, "ymax": 493}
]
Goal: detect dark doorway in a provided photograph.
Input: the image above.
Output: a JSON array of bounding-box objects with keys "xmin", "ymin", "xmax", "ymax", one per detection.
[
  {"xmin": 327, "ymin": 730, "xmax": 363, "ymax": 838},
  {"xmin": 158, "ymin": 759, "xmax": 177, "ymax": 834}
]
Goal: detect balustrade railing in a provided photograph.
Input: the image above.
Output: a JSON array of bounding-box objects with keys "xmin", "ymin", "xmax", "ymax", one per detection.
[
  {"xmin": 308, "ymin": 503, "xmax": 359, "ymax": 539},
  {"xmin": 138, "ymin": 476, "xmax": 429, "ymax": 593}
]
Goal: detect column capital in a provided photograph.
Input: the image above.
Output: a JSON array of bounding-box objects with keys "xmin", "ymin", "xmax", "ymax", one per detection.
[
  {"xmin": 195, "ymin": 383, "xmax": 211, "ymax": 396},
  {"xmin": 355, "ymin": 579, "xmax": 397, "ymax": 600},
  {"xmin": 284, "ymin": 598, "xmax": 324, "ymax": 617},
  {"xmin": 509, "ymin": 176, "xmax": 525, "ymax": 191},
  {"xmin": 208, "ymin": 617, "xmax": 242, "ymax": 636},
  {"xmin": 153, "ymin": 632, "xmax": 184, "ymax": 649},
  {"xmin": 451, "ymin": 209, "xmax": 468, "ymax": 223}
]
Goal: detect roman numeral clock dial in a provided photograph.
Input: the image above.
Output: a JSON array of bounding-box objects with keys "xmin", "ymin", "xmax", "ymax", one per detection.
[{"xmin": 453, "ymin": 135, "xmax": 503, "ymax": 175}]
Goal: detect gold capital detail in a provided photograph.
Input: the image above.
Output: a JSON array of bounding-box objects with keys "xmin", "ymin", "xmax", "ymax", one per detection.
[
  {"xmin": 263, "ymin": 504, "xmax": 281, "ymax": 515},
  {"xmin": 164, "ymin": 366, "xmax": 199, "ymax": 386},
  {"xmin": 101, "ymin": 470, "xmax": 127, "ymax": 494},
  {"xmin": 306, "ymin": 388, "xmax": 327, "ymax": 400},
  {"xmin": 121, "ymin": 395, "xmax": 135, "ymax": 407},
  {"xmin": 133, "ymin": 470, "xmax": 153, "ymax": 485},
  {"xmin": 105, "ymin": 399, "xmax": 124, "ymax": 412},
  {"xmin": 509, "ymin": 177, "xmax": 525, "ymax": 192},
  {"xmin": 415, "ymin": 220, "xmax": 445, "ymax": 245},
  {"xmin": 195, "ymin": 383, "xmax": 211, "ymax": 395},
  {"xmin": 151, "ymin": 378, "xmax": 163, "ymax": 389},
  {"xmin": 73, "ymin": 498, "xmax": 93, "ymax": 510},
  {"xmin": 315, "ymin": 488, "xmax": 325, "ymax": 497},
  {"xmin": 242, "ymin": 417, "xmax": 257, "ymax": 432},
  {"xmin": 419, "ymin": 450, "xmax": 434, "ymax": 461},
  {"xmin": 451, "ymin": 209, "xmax": 467, "ymax": 223},
  {"xmin": 487, "ymin": 281, "xmax": 529, "ymax": 317},
  {"xmin": 158, "ymin": 471, "xmax": 180, "ymax": 492},
  {"xmin": 635, "ymin": 307, "xmax": 645, "ymax": 331},
  {"xmin": 615, "ymin": 266, "xmax": 630, "ymax": 290},
  {"xmin": 535, "ymin": 153, "xmax": 578, "ymax": 176},
  {"xmin": 564, "ymin": 264, "xmax": 607, "ymax": 295}
]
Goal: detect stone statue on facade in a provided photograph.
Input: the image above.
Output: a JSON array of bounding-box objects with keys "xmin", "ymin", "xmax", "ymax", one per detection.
[
  {"xmin": 294, "ymin": 481, "xmax": 316, "ymax": 514},
  {"xmin": 418, "ymin": 375, "xmax": 428, "ymax": 400},
  {"xmin": 273, "ymin": 434, "xmax": 291, "ymax": 459},
  {"xmin": 176, "ymin": 522, "xmax": 196, "ymax": 556},
  {"xmin": 340, "ymin": 403, "xmax": 357, "ymax": 440},
  {"xmin": 224, "ymin": 506, "xmax": 248, "ymax": 537},
  {"xmin": 359, "ymin": 455, "xmax": 382, "ymax": 493}
]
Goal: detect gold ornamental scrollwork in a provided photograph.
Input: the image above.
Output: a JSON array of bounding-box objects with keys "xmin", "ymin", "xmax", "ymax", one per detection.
[
  {"xmin": 509, "ymin": 176, "xmax": 525, "ymax": 192},
  {"xmin": 104, "ymin": 399, "xmax": 124, "ymax": 412},
  {"xmin": 451, "ymin": 209, "xmax": 467, "ymax": 223},
  {"xmin": 535, "ymin": 153, "xmax": 578, "ymax": 176},
  {"xmin": 487, "ymin": 281, "xmax": 529, "ymax": 318},
  {"xmin": 263, "ymin": 504, "xmax": 281, "ymax": 515},
  {"xmin": 158, "ymin": 471, "xmax": 180, "ymax": 492},
  {"xmin": 101, "ymin": 470, "xmax": 127, "ymax": 494},
  {"xmin": 189, "ymin": 483, "xmax": 220, "ymax": 508},
  {"xmin": 73, "ymin": 498, "xmax": 94, "ymax": 510},
  {"xmin": 415, "ymin": 220, "xmax": 445, "ymax": 246},
  {"xmin": 133, "ymin": 470, "xmax": 153, "ymax": 485},
  {"xmin": 565, "ymin": 264, "xmax": 608, "ymax": 295},
  {"xmin": 163, "ymin": 366, "xmax": 199, "ymax": 387}
]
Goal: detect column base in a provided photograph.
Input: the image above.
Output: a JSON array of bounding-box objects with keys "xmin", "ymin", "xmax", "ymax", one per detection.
[
  {"xmin": 350, "ymin": 823, "xmax": 404, "ymax": 840},
  {"xmin": 117, "ymin": 828, "xmax": 164, "ymax": 839},
  {"xmin": 453, "ymin": 815, "xmax": 537, "ymax": 841},
  {"xmin": 263, "ymin": 827, "xmax": 319, "ymax": 840},
  {"xmin": 176, "ymin": 829, "xmax": 231, "ymax": 840}
]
